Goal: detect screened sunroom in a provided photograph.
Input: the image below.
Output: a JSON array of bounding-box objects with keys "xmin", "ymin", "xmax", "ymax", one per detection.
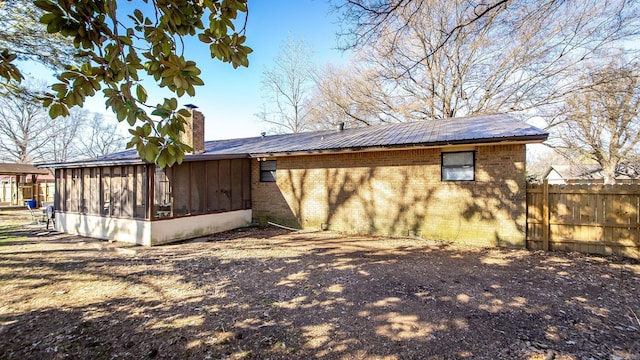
[{"xmin": 53, "ymin": 158, "xmax": 252, "ymax": 246}]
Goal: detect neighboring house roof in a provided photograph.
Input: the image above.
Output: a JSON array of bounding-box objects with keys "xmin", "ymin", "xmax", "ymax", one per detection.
[
  {"xmin": 545, "ymin": 165, "xmax": 603, "ymax": 180},
  {"xmin": 544, "ymin": 164, "xmax": 640, "ymax": 181},
  {"xmin": 0, "ymin": 163, "xmax": 50, "ymax": 175},
  {"xmin": 43, "ymin": 113, "xmax": 548, "ymax": 168}
]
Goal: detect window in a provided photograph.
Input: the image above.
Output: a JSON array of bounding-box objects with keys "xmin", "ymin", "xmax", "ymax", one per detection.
[
  {"xmin": 89, "ymin": 168, "xmax": 100, "ymax": 215},
  {"xmin": 154, "ymin": 167, "xmax": 172, "ymax": 218},
  {"xmin": 101, "ymin": 167, "xmax": 111, "ymax": 215},
  {"xmin": 260, "ymin": 160, "xmax": 277, "ymax": 182},
  {"xmin": 172, "ymin": 163, "xmax": 190, "ymax": 216},
  {"xmin": 55, "ymin": 169, "xmax": 63, "ymax": 211},
  {"xmin": 442, "ymin": 151, "xmax": 475, "ymax": 181},
  {"xmin": 190, "ymin": 162, "xmax": 205, "ymax": 214},
  {"xmin": 121, "ymin": 166, "xmax": 134, "ymax": 218},
  {"xmin": 206, "ymin": 160, "xmax": 220, "ymax": 212},
  {"xmin": 111, "ymin": 166, "xmax": 122, "ymax": 217},
  {"xmin": 133, "ymin": 165, "xmax": 147, "ymax": 219}
]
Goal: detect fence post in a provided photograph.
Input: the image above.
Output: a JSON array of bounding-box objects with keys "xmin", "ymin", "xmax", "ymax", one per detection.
[{"xmin": 542, "ymin": 179, "xmax": 550, "ymax": 251}]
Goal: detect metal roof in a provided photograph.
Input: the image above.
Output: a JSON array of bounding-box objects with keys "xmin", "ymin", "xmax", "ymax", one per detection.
[
  {"xmin": 44, "ymin": 113, "xmax": 548, "ymax": 168},
  {"xmin": 210, "ymin": 113, "xmax": 548, "ymax": 156}
]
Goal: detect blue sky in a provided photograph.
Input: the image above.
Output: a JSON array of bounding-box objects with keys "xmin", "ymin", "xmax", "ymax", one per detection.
[
  {"xmin": 19, "ymin": 0, "xmax": 348, "ymax": 140},
  {"xmin": 187, "ymin": 0, "xmax": 349, "ymax": 139}
]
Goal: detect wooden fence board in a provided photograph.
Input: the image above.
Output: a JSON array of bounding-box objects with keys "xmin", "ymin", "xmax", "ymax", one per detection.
[{"xmin": 526, "ymin": 182, "xmax": 640, "ymax": 259}]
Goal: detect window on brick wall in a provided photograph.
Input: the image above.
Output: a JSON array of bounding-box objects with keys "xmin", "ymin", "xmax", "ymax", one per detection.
[
  {"xmin": 442, "ymin": 151, "xmax": 475, "ymax": 181},
  {"xmin": 260, "ymin": 160, "xmax": 276, "ymax": 182}
]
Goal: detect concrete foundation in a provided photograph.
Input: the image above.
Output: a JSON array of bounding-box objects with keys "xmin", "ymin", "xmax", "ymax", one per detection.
[{"xmin": 56, "ymin": 209, "xmax": 252, "ymax": 246}]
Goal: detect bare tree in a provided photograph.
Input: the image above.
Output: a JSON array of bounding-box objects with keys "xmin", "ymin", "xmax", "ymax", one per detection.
[
  {"xmin": 0, "ymin": 80, "xmax": 124, "ymax": 163},
  {"xmin": 336, "ymin": 0, "xmax": 509, "ymax": 52},
  {"xmin": 325, "ymin": 0, "xmax": 640, "ymax": 124},
  {"xmin": 257, "ymin": 35, "xmax": 316, "ymax": 133},
  {"xmin": 0, "ymin": 83, "xmax": 51, "ymax": 163},
  {"xmin": 38, "ymin": 108, "xmax": 87, "ymax": 163},
  {"xmin": 307, "ymin": 61, "xmax": 409, "ymax": 129},
  {"xmin": 77, "ymin": 113, "xmax": 126, "ymax": 159},
  {"xmin": 549, "ymin": 61, "xmax": 640, "ymax": 184}
]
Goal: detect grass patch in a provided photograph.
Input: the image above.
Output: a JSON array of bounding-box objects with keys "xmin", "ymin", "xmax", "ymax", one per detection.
[{"xmin": 0, "ymin": 224, "xmax": 26, "ymax": 243}]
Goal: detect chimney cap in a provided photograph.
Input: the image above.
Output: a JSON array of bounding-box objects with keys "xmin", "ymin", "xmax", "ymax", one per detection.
[
  {"xmin": 337, "ymin": 122, "xmax": 345, "ymax": 131},
  {"xmin": 184, "ymin": 104, "xmax": 199, "ymax": 109},
  {"xmin": 261, "ymin": 132, "xmax": 266, "ymax": 138}
]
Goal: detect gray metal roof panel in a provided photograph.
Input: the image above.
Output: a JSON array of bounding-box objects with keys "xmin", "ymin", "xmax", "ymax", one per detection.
[
  {"xmin": 48, "ymin": 113, "xmax": 547, "ymax": 167},
  {"xmin": 234, "ymin": 113, "xmax": 547, "ymax": 154}
]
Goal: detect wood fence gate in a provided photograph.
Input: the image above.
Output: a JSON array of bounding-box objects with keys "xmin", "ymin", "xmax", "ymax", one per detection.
[{"xmin": 526, "ymin": 181, "xmax": 640, "ymax": 258}]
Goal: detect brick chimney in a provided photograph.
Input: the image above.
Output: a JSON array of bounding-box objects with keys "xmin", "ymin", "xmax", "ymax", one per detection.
[{"xmin": 181, "ymin": 104, "xmax": 205, "ymax": 154}]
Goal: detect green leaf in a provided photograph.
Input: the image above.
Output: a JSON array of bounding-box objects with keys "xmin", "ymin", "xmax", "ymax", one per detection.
[
  {"xmin": 133, "ymin": 9, "xmax": 143, "ymax": 22},
  {"xmin": 39, "ymin": 13, "xmax": 58, "ymax": 24},
  {"xmin": 142, "ymin": 123, "xmax": 152, "ymax": 136},
  {"xmin": 118, "ymin": 35, "xmax": 133, "ymax": 46},
  {"xmin": 51, "ymin": 83, "xmax": 68, "ymax": 93},
  {"xmin": 46, "ymin": 20, "xmax": 61, "ymax": 33},
  {"xmin": 127, "ymin": 111, "xmax": 137, "ymax": 126},
  {"xmin": 191, "ymin": 76, "xmax": 204, "ymax": 86},
  {"xmin": 126, "ymin": 137, "xmax": 140, "ymax": 148},
  {"xmin": 156, "ymin": 152, "xmax": 167, "ymax": 168},
  {"xmin": 198, "ymin": 33, "xmax": 212, "ymax": 44},
  {"xmin": 22, "ymin": 0, "xmax": 251, "ymax": 166},
  {"xmin": 49, "ymin": 102, "xmax": 69, "ymax": 118},
  {"xmin": 34, "ymin": 0, "xmax": 60, "ymax": 13},
  {"xmin": 136, "ymin": 84, "xmax": 147, "ymax": 103},
  {"xmin": 151, "ymin": 108, "xmax": 171, "ymax": 118}
]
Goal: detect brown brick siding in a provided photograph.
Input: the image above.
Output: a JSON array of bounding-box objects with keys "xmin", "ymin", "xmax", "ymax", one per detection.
[{"xmin": 252, "ymin": 144, "xmax": 527, "ymax": 247}]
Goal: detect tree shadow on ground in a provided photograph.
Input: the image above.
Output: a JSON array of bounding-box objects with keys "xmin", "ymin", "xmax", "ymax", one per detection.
[{"xmin": 0, "ymin": 228, "xmax": 639, "ymax": 359}]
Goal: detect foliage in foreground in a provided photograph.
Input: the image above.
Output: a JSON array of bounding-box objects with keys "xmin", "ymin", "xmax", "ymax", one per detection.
[{"xmin": 1, "ymin": 0, "xmax": 252, "ymax": 168}]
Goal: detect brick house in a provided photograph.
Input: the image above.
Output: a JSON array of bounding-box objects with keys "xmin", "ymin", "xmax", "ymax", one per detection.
[{"xmin": 43, "ymin": 111, "xmax": 547, "ymax": 247}]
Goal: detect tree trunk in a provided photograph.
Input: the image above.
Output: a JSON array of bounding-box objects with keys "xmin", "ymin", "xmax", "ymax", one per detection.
[{"xmin": 602, "ymin": 162, "xmax": 617, "ymax": 185}]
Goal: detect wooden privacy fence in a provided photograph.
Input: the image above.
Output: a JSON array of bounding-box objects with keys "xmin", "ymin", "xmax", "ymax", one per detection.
[
  {"xmin": 527, "ymin": 181, "xmax": 640, "ymax": 258},
  {"xmin": 0, "ymin": 181, "xmax": 55, "ymax": 207}
]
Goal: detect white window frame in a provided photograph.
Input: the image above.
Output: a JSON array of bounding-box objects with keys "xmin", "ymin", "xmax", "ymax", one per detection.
[{"xmin": 441, "ymin": 151, "xmax": 475, "ymax": 181}]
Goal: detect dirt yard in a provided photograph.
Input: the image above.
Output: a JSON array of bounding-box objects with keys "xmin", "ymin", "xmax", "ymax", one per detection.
[{"xmin": 0, "ymin": 209, "xmax": 639, "ymax": 359}]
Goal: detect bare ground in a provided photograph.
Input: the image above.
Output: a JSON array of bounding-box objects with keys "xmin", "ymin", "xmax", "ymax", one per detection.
[{"xmin": 0, "ymin": 209, "xmax": 639, "ymax": 359}]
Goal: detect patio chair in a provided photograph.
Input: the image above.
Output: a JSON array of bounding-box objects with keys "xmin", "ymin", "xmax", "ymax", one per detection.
[
  {"xmin": 25, "ymin": 201, "xmax": 46, "ymax": 225},
  {"xmin": 46, "ymin": 205, "xmax": 55, "ymax": 230}
]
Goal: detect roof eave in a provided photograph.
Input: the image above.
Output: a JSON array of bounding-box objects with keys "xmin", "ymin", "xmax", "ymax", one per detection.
[
  {"xmin": 37, "ymin": 158, "xmax": 146, "ymax": 169},
  {"xmin": 39, "ymin": 133, "xmax": 548, "ymax": 167},
  {"xmin": 180, "ymin": 153, "xmax": 251, "ymax": 162},
  {"xmin": 38, "ymin": 153, "xmax": 252, "ymax": 169},
  {"xmin": 250, "ymin": 135, "xmax": 548, "ymax": 158},
  {"xmin": 0, "ymin": 170, "xmax": 50, "ymax": 175}
]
